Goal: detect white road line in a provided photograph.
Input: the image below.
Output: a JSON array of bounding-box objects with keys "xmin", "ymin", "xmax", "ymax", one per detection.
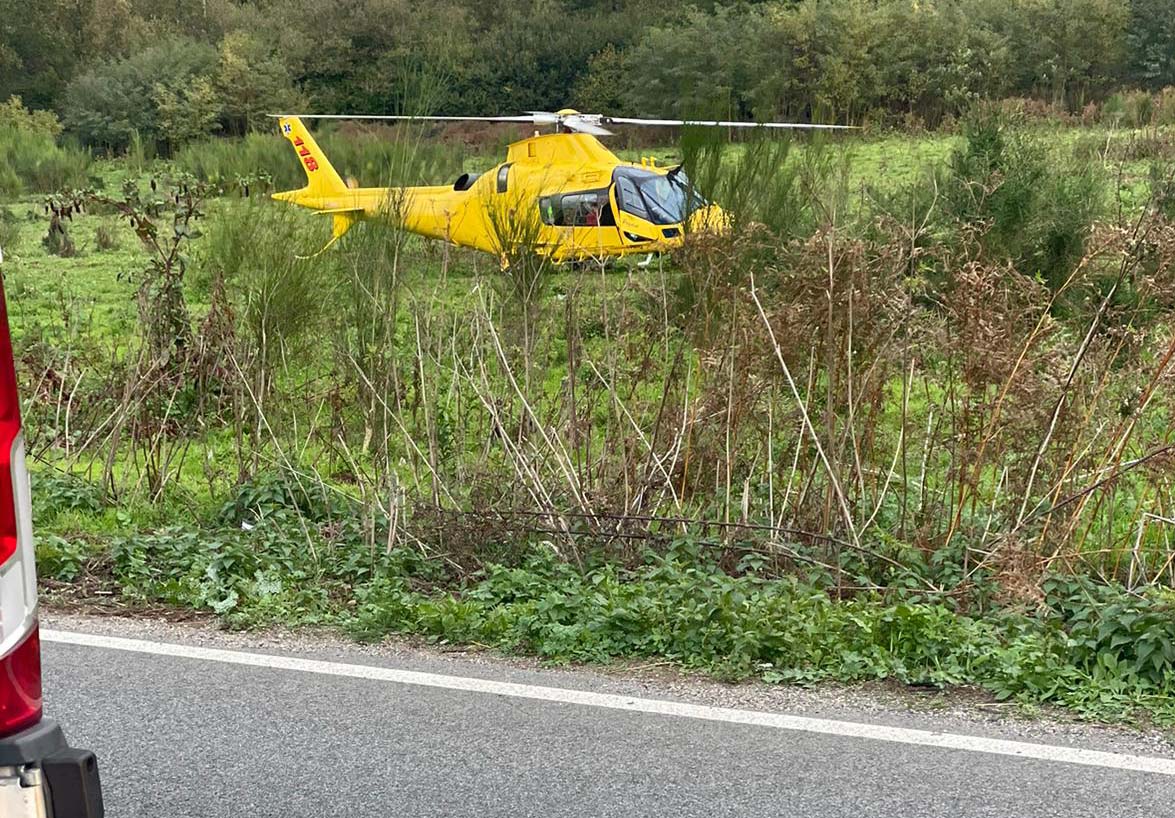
[{"xmin": 42, "ymin": 628, "xmax": 1175, "ymax": 776}]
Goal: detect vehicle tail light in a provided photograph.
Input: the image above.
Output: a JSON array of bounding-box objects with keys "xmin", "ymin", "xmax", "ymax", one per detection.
[
  {"xmin": 0, "ymin": 623, "xmax": 41, "ymax": 735},
  {"xmin": 0, "ymin": 272, "xmax": 41, "ymax": 737}
]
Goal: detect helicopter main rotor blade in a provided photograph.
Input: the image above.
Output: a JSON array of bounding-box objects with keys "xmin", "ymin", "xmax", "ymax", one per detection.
[
  {"xmin": 268, "ymin": 111, "xmax": 614, "ymax": 135},
  {"xmin": 267, "ymin": 112, "xmax": 845, "ymax": 135},
  {"xmin": 603, "ymin": 116, "xmax": 855, "ymax": 130},
  {"xmin": 568, "ymin": 121, "xmax": 613, "ymax": 136},
  {"xmin": 268, "ymin": 113, "xmax": 540, "ymax": 124}
]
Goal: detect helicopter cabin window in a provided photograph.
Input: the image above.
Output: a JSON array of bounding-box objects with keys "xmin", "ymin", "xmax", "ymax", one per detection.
[
  {"xmin": 612, "ymin": 167, "xmax": 706, "ymax": 225},
  {"xmin": 538, "ymin": 189, "xmax": 615, "ymax": 227},
  {"xmin": 497, "ymin": 163, "xmax": 512, "ymax": 193}
]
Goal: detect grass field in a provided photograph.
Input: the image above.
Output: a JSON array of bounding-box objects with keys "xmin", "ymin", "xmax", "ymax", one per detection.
[{"xmin": 5, "ymin": 121, "xmax": 1164, "ymax": 324}]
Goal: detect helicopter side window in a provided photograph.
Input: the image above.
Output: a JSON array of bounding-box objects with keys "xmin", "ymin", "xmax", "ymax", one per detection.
[
  {"xmin": 538, "ymin": 189, "xmax": 615, "ymax": 227},
  {"xmin": 539, "ymin": 196, "xmax": 558, "ymax": 225},
  {"xmin": 453, "ymin": 172, "xmax": 480, "ymax": 192},
  {"xmin": 497, "ymin": 163, "xmax": 512, "ymax": 193},
  {"xmin": 562, "ymin": 190, "xmax": 615, "ymax": 227}
]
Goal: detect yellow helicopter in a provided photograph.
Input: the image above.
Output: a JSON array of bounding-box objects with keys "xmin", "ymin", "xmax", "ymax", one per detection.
[{"xmin": 271, "ymin": 110, "xmax": 850, "ymax": 263}]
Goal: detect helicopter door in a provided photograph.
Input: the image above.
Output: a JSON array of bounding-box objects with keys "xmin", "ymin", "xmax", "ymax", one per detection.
[
  {"xmin": 576, "ymin": 189, "xmax": 620, "ymax": 260},
  {"xmin": 540, "ymin": 189, "xmax": 620, "ymax": 259},
  {"xmin": 610, "ymin": 183, "xmax": 657, "ymax": 249}
]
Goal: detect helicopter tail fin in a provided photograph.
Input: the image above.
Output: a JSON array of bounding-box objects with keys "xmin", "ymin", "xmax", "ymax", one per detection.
[
  {"xmin": 273, "ymin": 116, "xmax": 347, "ymax": 198},
  {"xmin": 272, "ymin": 116, "xmax": 362, "ymax": 252}
]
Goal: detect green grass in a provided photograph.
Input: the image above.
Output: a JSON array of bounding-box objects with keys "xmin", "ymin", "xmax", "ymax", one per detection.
[{"xmin": 2, "ymin": 202, "xmax": 140, "ymax": 340}]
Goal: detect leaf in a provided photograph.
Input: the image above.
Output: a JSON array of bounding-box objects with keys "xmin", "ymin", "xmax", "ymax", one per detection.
[{"xmin": 1109, "ymin": 632, "xmax": 1134, "ymax": 649}]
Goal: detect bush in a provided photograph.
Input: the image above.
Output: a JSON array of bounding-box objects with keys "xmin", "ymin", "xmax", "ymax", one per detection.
[
  {"xmin": 939, "ymin": 110, "xmax": 1106, "ymax": 291},
  {"xmin": 0, "ymin": 208, "xmax": 19, "ymax": 252},
  {"xmin": 41, "ymin": 220, "xmax": 76, "ymax": 258},
  {"xmin": 1153, "ymin": 163, "xmax": 1175, "ymax": 219},
  {"xmin": 30, "ymin": 471, "xmax": 106, "ymax": 523},
  {"xmin": 95, "ymin": 223, "xmax": 119, "ymax": 251},
  {"xmin": 1045, "ymin": 577, "xmax": 1175, "ymax": 686},
  {"xmin": 344, "ymin": 543, "xmax": 1175, "ymax": 719},
  {"xmin": 1102, "ymin": 89, "xmax": 1155, "ymax": 127},
  {"xmin": 174, "ymin": 132, "xmax": 293, "ymax": 190},
  {"xmin": 36, "ymin": 534, "xmax": 90, "ymax": 582},
  {"xmin": 0, "ymin": 96, "xmax": 63, "ymax": 137},
  {"xmin": 0, "ymin": 97, "xmax": 91, "ymax": 195},
  {"xmin": 217, "ymin": 469, "xmax": 354, "ymax": 527},
  {"xmin": 62, "ymin": 37, "xmax": 220, "ymax": 152}
]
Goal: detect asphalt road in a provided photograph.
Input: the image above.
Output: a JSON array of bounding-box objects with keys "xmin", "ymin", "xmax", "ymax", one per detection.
[{"xmin": 39, "ymin": 618, "xmax": 1175, "ymax": 818}]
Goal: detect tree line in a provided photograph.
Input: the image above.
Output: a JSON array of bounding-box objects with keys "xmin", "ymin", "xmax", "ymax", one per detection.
[{"xmin": 1, "ymin": 0, "xmax": 1173, "ymax": 152}]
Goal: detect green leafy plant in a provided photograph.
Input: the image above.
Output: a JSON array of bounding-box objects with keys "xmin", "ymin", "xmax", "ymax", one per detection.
[
  {"xmin": 30, "ymin": 471, "xmax": 106, "ymax": 522},
  {"xmin": 217, "ymin": 469, "xmax": 354, "ymax": 527},
  {"xmin": 35, "ymin": 534, "xmax": 90, "ymax": 582}
]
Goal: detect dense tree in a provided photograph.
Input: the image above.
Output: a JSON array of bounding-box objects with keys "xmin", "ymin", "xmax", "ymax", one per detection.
[
  {"xmin": 0, "ymin": 0, "xmax": 133, "ymax": 109},
  {"xmin": 572, "ymin": 45, "xmax": 630, "ymax": 114},
  {"xmin": 63, "ymin": 39, "xmax": 219, "ymax": 151},
  {"xmin": 873, "ymin": 2, "xmax": 1009, "ymax": 123},
  {"xmin": 1127, "ymin": 0, "xmax": 1175, "ymax": 88},
  {"xmin": 1, "ymin": 0, "xmax": 1170, "ymax": 143},
  {"xmin": 624, "ymin": 6, "xmax": 768, "ymax": 119},
  {"xmin": 215, "ymin": 32, "xmax": 303, "ymax": 135},
  {"xmin": 625, "ymin": 0, "xmax": 1142, "ymax": 126}
]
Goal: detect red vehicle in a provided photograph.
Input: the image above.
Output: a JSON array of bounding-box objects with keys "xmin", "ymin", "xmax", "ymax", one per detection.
[{"xmin": 0, "ymin": 257, "xmax": 104, "ymax": 817}]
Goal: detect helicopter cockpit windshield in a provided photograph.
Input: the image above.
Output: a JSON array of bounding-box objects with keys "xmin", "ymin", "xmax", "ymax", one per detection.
[{"xmin": 613, "ymin": 167, "xmax": 706, "ymax": 226}]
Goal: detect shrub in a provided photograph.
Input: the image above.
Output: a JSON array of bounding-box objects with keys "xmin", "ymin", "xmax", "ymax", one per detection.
[
  {"xmin": 1153, "ymin": 163, "xmax": 1175, "ymax": 219},
  {"xmin": 1102, "ymin": 89, "xmax": 1155, "ymax": 127},
  {"xmin": 1157, "ymin": 87, "xmax": 1175, "ymax": 126},
  {"xmin": 997, "ymin": 97, "xmax": 1072, "ymax": 125},
  {"xmin": 30, "ymin": 471, "xmax": 106, "ymax": 523},
  {"xmin": 1044, "ymin": 577, "xmax": 1175, "ymax": 686},
  {"xmin": 62, "ymin": 37, "xmax": 220, "ymax": 152},
  {"xmin": 41, "ymin": 219, "xmax": 76, "ymax": 257},
  {"xmin": 174, "ymin": 132, "xmax": 292, "ymax": 190},
  {"xmin": 95, "ymin": 223, "xmax": 119, "ymax": 251},
  {"xmin": 36, "ymin": 534, "xmax": 90, "ymax": 582},
  {"xmin": 344, "ymin": 543, "xmax": 1175, "ymax": 719},
  {"xmin": 217, "ymin": 469, "xmax": 355, "ymax": 527},
  {"xmin": 939, "ymin": 110, "xmax": 1105, "ymax": 291},
  {"xmin": 0, "ymin": 208, "xmax": 19, "ymax": 253},
  {"xmin": 0, "ymin": 96, "xmax": 63, "ymax": 137},
  {"xmin": 0, "ymin": 97, "xmax": 91, "ymax": 195}
]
